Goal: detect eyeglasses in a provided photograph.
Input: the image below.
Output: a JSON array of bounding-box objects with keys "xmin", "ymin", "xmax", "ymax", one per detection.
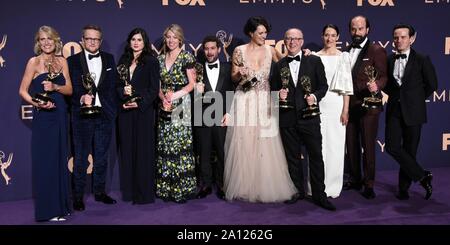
[
  {"xmin": 285, "ymin": 37, "xmax": 303, "ymax": 42},
  {"xmin": 83, "ymin": 37, "xmax": 102, "ymax": 43}
]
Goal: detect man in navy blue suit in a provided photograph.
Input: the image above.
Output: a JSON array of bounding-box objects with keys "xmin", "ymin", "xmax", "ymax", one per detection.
[{"xmin": 68, "ymin": 25, "xmax": 119, "ymax": 211}]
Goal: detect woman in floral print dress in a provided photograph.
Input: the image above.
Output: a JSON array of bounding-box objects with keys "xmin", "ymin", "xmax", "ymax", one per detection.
[{"xmin": 156, "ymin": 24, "xmax": 197, "ymax": 203}]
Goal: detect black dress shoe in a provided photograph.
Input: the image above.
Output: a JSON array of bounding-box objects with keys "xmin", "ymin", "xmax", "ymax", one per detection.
[
  {"xmin": 216, "ymin": 189, "xmax": 226, "ymax": 200},
  {"xmin": 313, "ymin": 198, "xmax": 336, "ymax": 211},
  {"xmin": 396, "ymin": 190, "xmax": 410, "ymax": 200},
  {"xmin": 94, "ymin": 193, "xmax": 117, "ymax": 204},
  {"xmin": 196, "ymin": 187, "xmax": 212, "ymax": 199},
  {"xmin": 284, "ymin": 193, "xmax": 305, "ymax": 204},
  {"xmin": 361, "ymin": 187, "xmax": 376, "ymax": 199},
  {"xmin": 343, "ymin": 181, "xmax": 362, "ymax": 191},
  {"xmin": 420, "ymin": 171, "xmax": 433, "ymax": 200},
  {"xmin": 73, "ymin": 198, "xmax": 85, "ymax": 211}
]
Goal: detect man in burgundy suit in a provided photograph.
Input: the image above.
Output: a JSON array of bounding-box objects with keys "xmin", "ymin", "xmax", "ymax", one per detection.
[{"xmin": 344, "ymin": 15, "xmax": 388, "ymax": 199}]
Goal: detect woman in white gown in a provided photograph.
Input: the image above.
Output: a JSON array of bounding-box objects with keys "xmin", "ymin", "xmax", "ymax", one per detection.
[
  {"xmin": 223, "ymin": 16, "xmax": 297, "ymax": 202},
  {"xmin": 308, "ymin": 24, "xmax": 353, "ymax": 198}
]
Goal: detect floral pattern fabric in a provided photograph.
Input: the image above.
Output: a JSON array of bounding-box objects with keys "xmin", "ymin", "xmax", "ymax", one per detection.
[{"xmin": 156, "ymin": 50, "xmax": 197, "ymax": 202}]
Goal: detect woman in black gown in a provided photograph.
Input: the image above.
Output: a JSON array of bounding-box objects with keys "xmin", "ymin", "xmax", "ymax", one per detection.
[
  {"xmin": 19, "ymin": 26, "xmax": 72, "ymax": 222},
  {"xmin": 117, "ymin": 28, "xmax": 160, "ymax": 204}
]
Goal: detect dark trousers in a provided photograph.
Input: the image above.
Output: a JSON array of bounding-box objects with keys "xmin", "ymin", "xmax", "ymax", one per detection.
[
  {"xmin": 195, "ymin": 126, "xmax": 226, "ymax": 189},
  {"xmin": 346, "ymin": 107, "xmax": 380, "ymax": 188},
  {"xmin": 280, "ymin": 122, "xmax": 326, "ymax": 201},
  {"xmin": 117, "ymin": 109, "xmax": 155, "ymax": 204},
  {"xmin": 72, "ymin": 113, "xmax": 113, "ymax": 198},
  {"xmin": 385, "ymin": 102, "xmax": 425, "ymax": 191}
]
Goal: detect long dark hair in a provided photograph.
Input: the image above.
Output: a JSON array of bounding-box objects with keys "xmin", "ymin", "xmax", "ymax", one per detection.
[{"xmin": 119, "ymin": 27, "xmax": 155, "ymax": 66}]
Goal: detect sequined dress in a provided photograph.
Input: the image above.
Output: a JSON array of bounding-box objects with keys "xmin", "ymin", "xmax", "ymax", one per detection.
[{"xmin": 223, "ymin": 45, "xmax": 297, "ymax": 202}]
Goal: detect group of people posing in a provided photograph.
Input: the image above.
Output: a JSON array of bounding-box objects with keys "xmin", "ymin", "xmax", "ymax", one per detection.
[{"xmin": 19, "ymin": 14, "xmax": 438, "ymax": 222}]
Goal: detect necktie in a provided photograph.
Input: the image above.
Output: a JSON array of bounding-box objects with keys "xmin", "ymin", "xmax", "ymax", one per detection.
[
  {"xmin": 88, "ymin": 53, "xmax": 101, "ymax": 60},
  {"xmin": 208, "ymin": 63, "xmax": 218, "ymax": 69},
  {"xmin": 287, "ymin": 55, "xmax": 300, "ymax": 63},
  {"xmin": 394, "ymin": 54, "xmax": 407, "ymax": 60}
]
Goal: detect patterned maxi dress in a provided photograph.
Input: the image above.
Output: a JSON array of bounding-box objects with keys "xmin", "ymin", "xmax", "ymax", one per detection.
[{"xmin": 156, "ymin": 50, "xmax": 197, "ymax": 202}]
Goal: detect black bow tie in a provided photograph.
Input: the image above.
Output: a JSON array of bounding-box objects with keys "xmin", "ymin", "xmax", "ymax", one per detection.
[
  {"xmin": 394, "ymin": 54, "xmax": 407, "ymax": 60},
  {"xmin": 287, "ymin": 55, "xmax": 300, "ymax": 63},
  {"xmin": 208, "ymin": 63, "xmax": 218, "ymax": 69},
  {"xmin": 350, "ymin": 43, "xmax": 362, "ymax": 49},
  {"xmin": 88, "ymin": 53, "xmax": 101, "ymax": 60}
]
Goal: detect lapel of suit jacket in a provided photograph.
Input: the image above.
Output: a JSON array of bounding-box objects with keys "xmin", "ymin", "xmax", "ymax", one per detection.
[
  {"xmin": 387, "ymin": 54, "xmax": 399, "ymax": 88},
  {"xmin": 203, "ymin": 65, "xmax": 213, "ymax": 92},
  {"xmin": 352, "ymin": 40, "xmax": 370, "ymax": 79},
  {"xmin": 130, "ymin": 62, "xmax": 142, "ymax": 86},
  {"xmin": 297, "ymin": 53, "xmax": 307, "ymax": 89},
  {"xmin": 279, "ymin": 58, "xmax": 296, "ymax": 88},
  {"xmin": 215, "ymin": 63, "xmax": 226, "ymax": 92},
  {"xmin": 97, "ymin": 52, "xmax": 107, "ymax": 88},
  {"xmin": 203, "ymin": 63, "xmax": 212, "ymax": 93},
  {"xmin": 401, "ymin": 49, "xmax": 415, "ymax": 86},
  {"xmin": 80, "ymin": 50, "xmax": 89, "ymax": 77},
  {"xmin": 388, "ymin": 54, "xmax": 395, "ymax": 75}
]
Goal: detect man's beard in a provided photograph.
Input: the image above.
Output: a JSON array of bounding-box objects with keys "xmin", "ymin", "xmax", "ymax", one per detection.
[
  {"xmin": 352, "ymin": 35, "xmax": 367, "ymax": 45},
  {"xmin": 207, "ymin": 56, "xmax": 219, "ymax": 63}
]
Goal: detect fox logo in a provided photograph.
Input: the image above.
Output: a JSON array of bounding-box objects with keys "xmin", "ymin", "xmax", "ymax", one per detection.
[
  {"xmin": 162, "ymin": 0, "xmax": 206, "ymax": 6},
  {"xmin": 356, "ymin": 0, "xmax": 395, "ymax": 6}
]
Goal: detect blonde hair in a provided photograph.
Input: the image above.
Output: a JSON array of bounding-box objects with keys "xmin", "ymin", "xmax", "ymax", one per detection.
[
  {"xmin": 34, "ymin": 26, "xmax": 62, "ymax": 55},
  {"xmin": 163, "ymin": 24, "xmax": 184, "ymax": 53}
]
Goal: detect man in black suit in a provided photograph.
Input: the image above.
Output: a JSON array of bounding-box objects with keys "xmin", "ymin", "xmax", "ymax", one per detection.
[
  {"xmin": 271, "ymin": 28, "xmax": 335, "ymax": 211},
  {"xmin": 68, "ymin": 25, "xmax": 119, "ymax": 211},
  {"xmin": 193, "ymin": 36, "xmax": 234, "ymax": 200},
  {"xmin": 385, "ymin": 24, "xmax": 437, "ymax": 200}
]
